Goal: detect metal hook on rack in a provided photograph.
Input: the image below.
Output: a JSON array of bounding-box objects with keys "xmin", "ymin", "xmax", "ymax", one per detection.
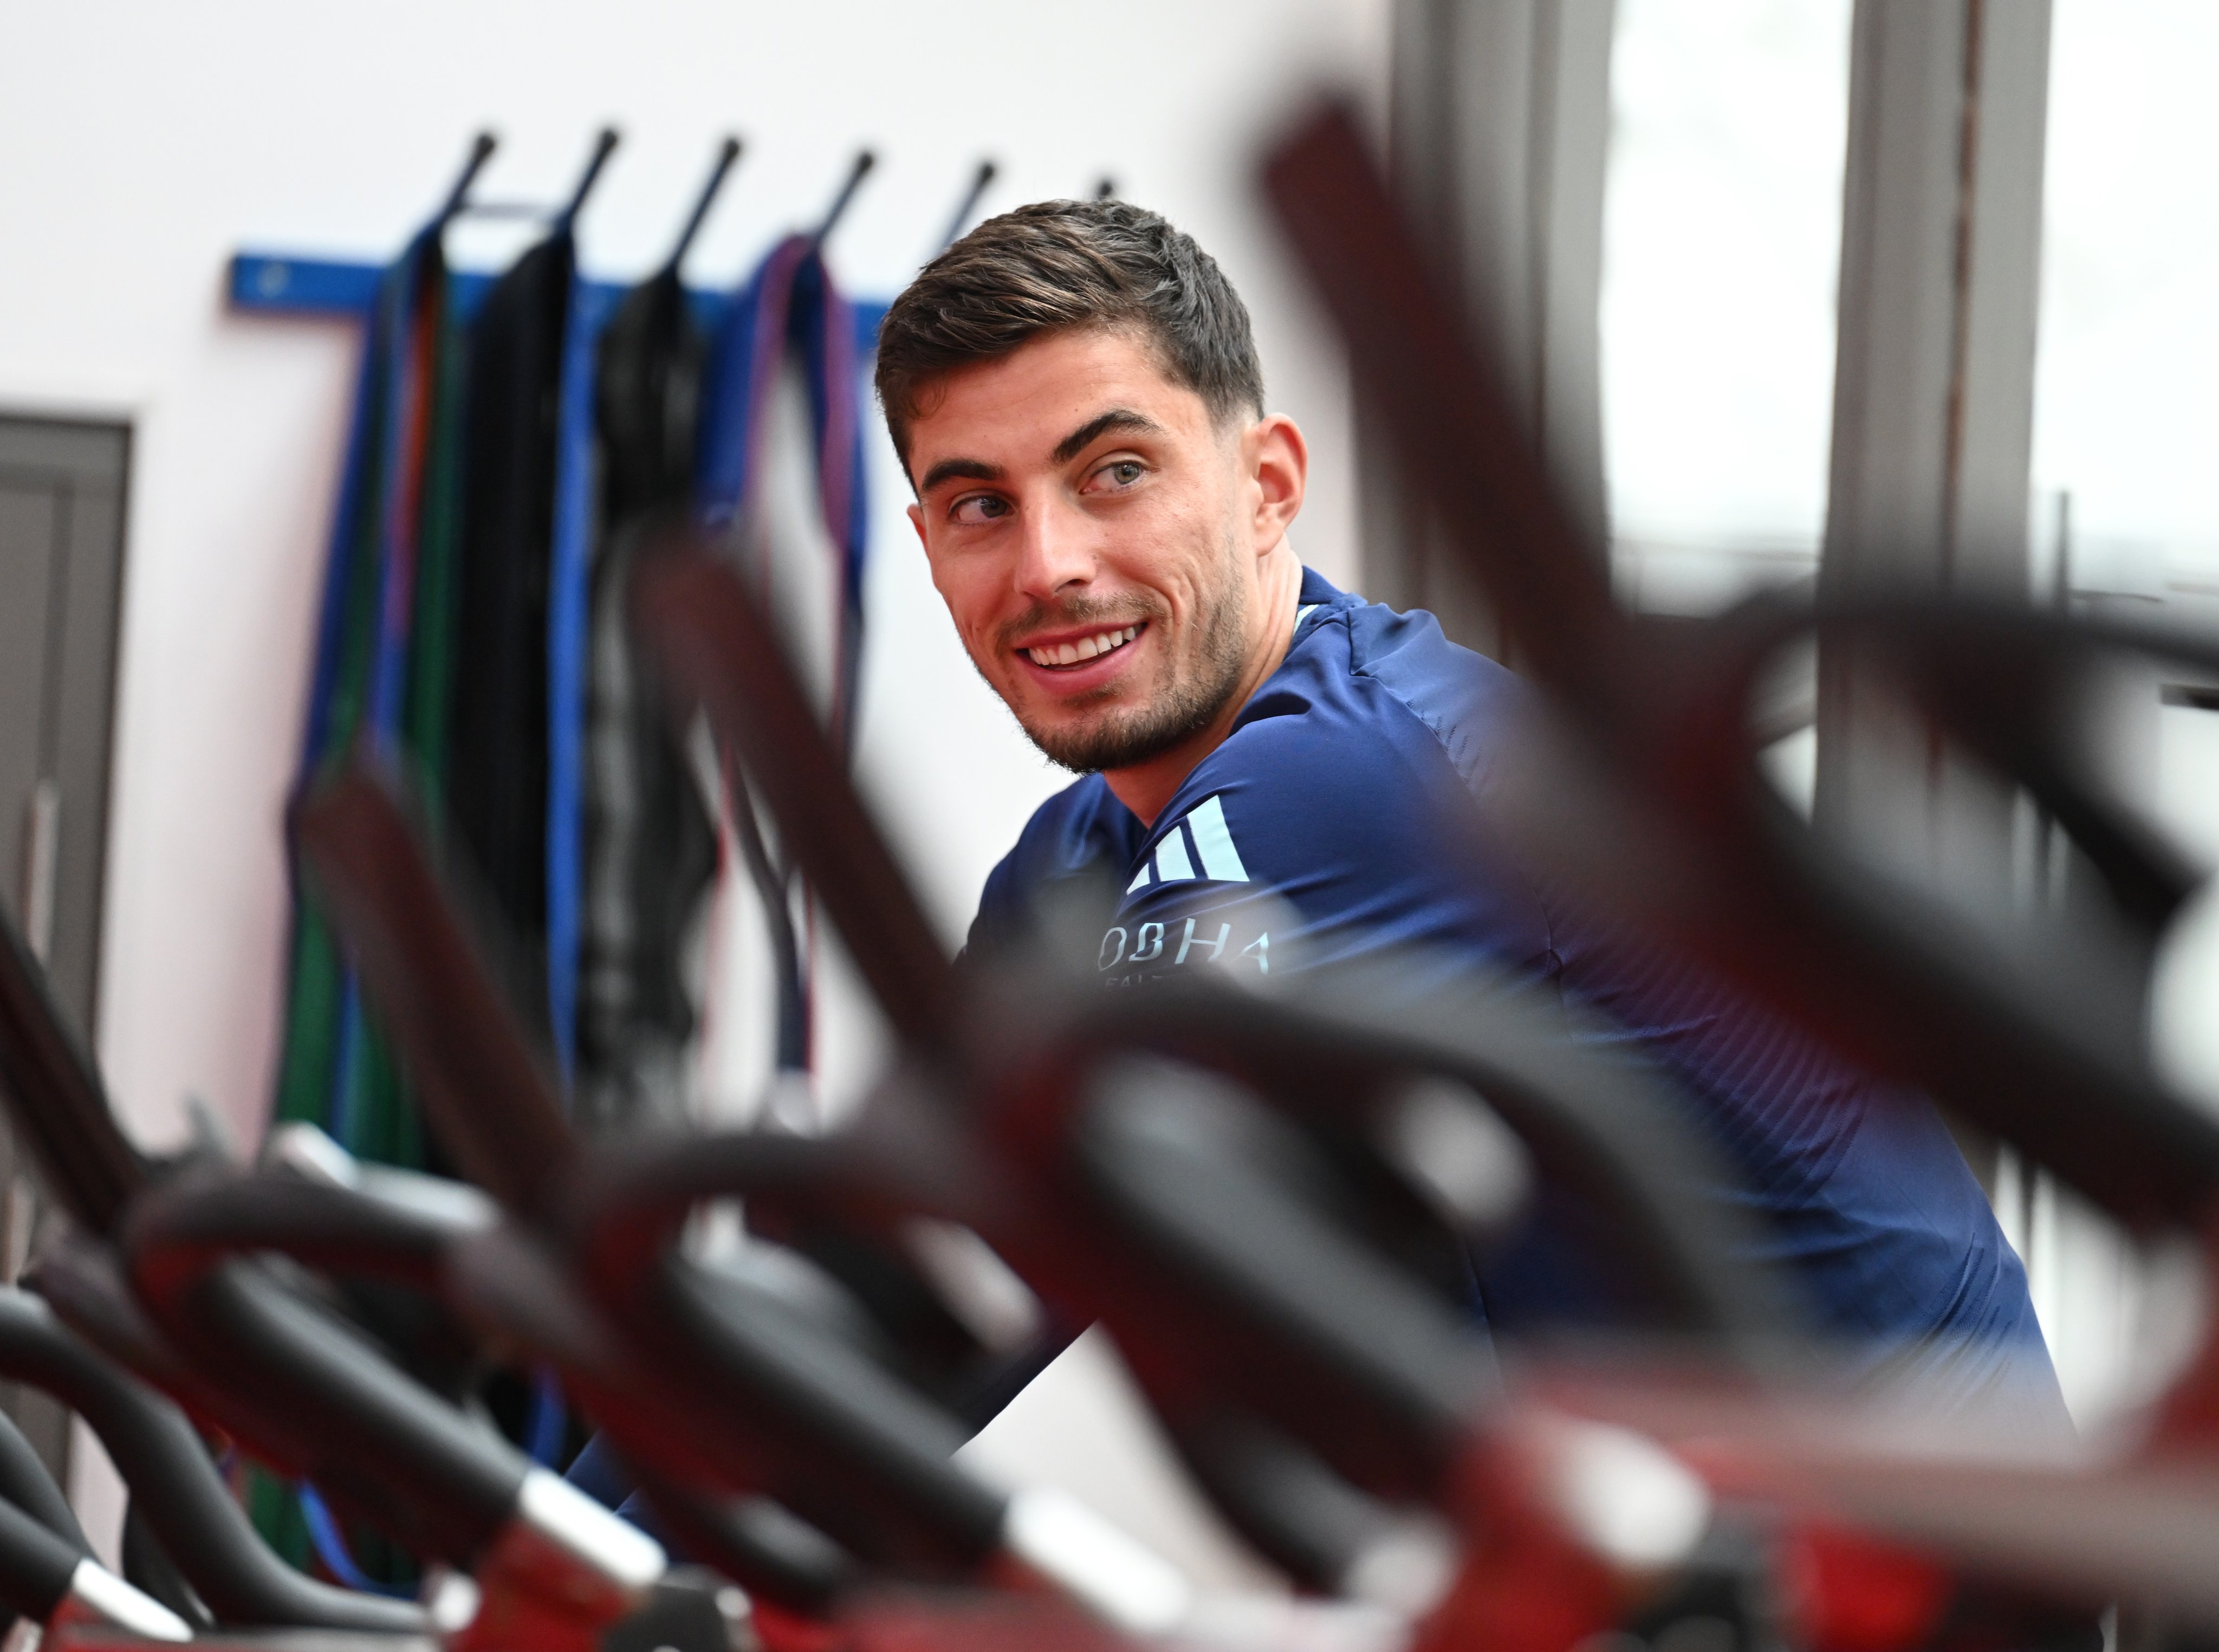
[
  {"xmin": 661, "ymin": 135, "xmax": 744, "ymax": 275},
  {"xmin": 556, "ymin": 126, "xmax": 622, "ymax": 231},
  {"xmin": 812, "ymin": 149, "xmax": 877, "ymax": 248},
  {"xmin": 432, "ymin": 132, "xmax": 499, "ymax": 227},
  {"xmin": 937, "ymin": 158, "xmax": 997, "ymax": 252}
]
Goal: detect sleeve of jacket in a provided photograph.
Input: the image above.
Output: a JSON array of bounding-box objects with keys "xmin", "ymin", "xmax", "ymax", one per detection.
[{"xmin": 1092, "ymin": 702, "xmax": 1555, "ymax": 989}]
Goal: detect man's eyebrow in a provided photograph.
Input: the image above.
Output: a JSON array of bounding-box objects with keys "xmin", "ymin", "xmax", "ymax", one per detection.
[
  {"xmin": 916, "ymin": 456, "xmax": 1003, "ymax": 495},
  {"xmin": 1050, "ymin": 409, "xmax": 1166, "ymax": 466}
]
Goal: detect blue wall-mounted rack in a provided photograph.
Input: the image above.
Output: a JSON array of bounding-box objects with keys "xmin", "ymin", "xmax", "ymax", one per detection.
[{"xmin": 227, "ymin": 251, "xmax": 888, "ymax": 351}]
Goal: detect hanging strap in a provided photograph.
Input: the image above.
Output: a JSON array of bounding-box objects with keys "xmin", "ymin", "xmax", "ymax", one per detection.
[
  {"xmin": 691, "ymin": 235, "xmax": 870, "ymax": 1082},
  {"xmin": 330, "ymin": 230, "xmax": 449, "ymax": 1155},
  {"xmin": 279, "ymin": 220, "xmax": 452, "ymax": 1162},
  {"xmin": 545, "ymin": 276, "xmax": 621, "ymax": 1082},
  {"xmin": 695, "ymin": 234, "xmax": 867, "ymax": 748}
]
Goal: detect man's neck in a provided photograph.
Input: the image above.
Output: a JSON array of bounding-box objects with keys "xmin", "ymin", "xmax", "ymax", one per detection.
[{"xmin": 1102, "ymin": 547, "xmax": 1305, "ymax": 827}]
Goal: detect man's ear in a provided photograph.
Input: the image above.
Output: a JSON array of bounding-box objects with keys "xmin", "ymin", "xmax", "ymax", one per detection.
[
  {"xmin": 906, "ymin": 500, "xmax": 927, "ymax": 550},
  {"xmin": 1246, "ymin": 413, "xmax": 1308, "ymax": 551}
]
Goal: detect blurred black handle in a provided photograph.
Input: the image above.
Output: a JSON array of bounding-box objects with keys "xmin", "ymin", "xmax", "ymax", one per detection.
[
  {"xmin": 0, "ymin": 910, "xmax": 142, "ymax": 1233},
  {"xmin": 631, "ymin": 542, "xmax": 956, "ymax": 1055},
  {"xmin": 0, "ymin": 1287, "xmax": 421, "ymax": 1632},
  {"xmin": 0, "ymin": 1491, "xmax": 85, "ymax": 1625},
  {"xmin": 651, "ymin": 1261, "xmax": 1007, "ymax": 1572},
  {"xmin": 1260, "ymin": 101, "xmax": 1622, "ymax": 702},
  {"xmin": 127, "ymin": 1172, "xmax": 450, "ymax": 1295},
  {"xmin": 0, "ymin": 1404, "xmax": 83, "ymax": 1560},
  {"xmin": 1075, "ymin": 1058, "xmax": 1485, "ymax": 1451},
  {"xmin": 121, "ymin": 1182, "xmax": 524, "ymax": 1565},
  {"xmin": 557, "ymin": 1131, "xmax": 1009, "ymax": 1575},
  {"xmin": 290, "ymin": 762, "xmax": 576, "ymax": 1216}
]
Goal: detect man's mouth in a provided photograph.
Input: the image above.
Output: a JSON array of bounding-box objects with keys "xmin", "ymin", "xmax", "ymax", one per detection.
[{"xmin": 1021, "ymin": 623, "xmax": 1142, "ymax": 670}]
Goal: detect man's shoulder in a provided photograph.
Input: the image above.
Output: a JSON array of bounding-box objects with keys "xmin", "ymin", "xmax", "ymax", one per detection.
[
  {"xmin": 1195, "ymin": 570, "xmax": 1534, "ymax": 819},
  {"xmin": 1112, "ymin": 576, "xmax": 1545, "ymax": 962},
  {"xmin": 1324, "ymin": 575, "xmax": 1535, "ymax": 797}
]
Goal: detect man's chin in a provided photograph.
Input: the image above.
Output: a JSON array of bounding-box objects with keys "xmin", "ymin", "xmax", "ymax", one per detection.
[{"xmin": 1017, "ymin": 703, "xmax": 1205, "ymax": 776}]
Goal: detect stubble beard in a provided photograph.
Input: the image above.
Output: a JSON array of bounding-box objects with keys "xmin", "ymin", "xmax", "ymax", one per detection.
[{"xmin": 998, "ymin": 546, "xmax": 1252, "ymax": 776}]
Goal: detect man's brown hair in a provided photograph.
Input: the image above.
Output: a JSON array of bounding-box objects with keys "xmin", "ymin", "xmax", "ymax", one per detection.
[{"xmin": 874, "ymin": 198, "xmax": 1266, "ymax": 470}]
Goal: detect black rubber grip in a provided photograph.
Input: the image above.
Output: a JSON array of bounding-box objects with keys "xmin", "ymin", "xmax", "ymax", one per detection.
[
  {"xmin": 0, "ymin": 1401, "xmax": 86, "ymax": 1557},
  {"xmin": 0, "ymin": 912, "xmax": 142, "ymax": 1235},
  {"xmin": 126, "ymin": 1173, "xmax": 450, "ymax": 1292},
  {"xmin": 660, "ymin": 1264, "xmax": 1006, "ymax": 1571},
  {"xmin": 132, "ymin": 1259, "xmax": 525, "ymax": 1565},
  {"xmin": 561, "ymin": 1131, "xmax": 1008, "ymax": 1575},
  {"xmin": 1075, "ymin": 1059, "xmax": 1485, "ymax": 1452},
  {"xmin": 0, "ymin": 1288, "xmax": 422, "ymax": 1633},
  {"xmin": 0, "ymin": 1491, "xmax": 81, "ymax": 1624},
  {"xmin": 623, "ymin": 1466, "xmax": 860, "ymax": 1616},
  {"xmin": 0, "ymin": 1405, "xmax": 81, "ymax": 1638},
  {"xmin": 121, "ymin": 1506, "xmax": 211, "ymax": 1633},
  {"xmin": 1170, "ymin": 1413, "xmax": 1404, "ymax": 1594}
]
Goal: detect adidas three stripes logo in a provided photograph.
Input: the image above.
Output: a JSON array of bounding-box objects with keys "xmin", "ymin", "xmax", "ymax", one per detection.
[{"xmin": 1126, "ymin": 794, "xmax": 1250, "ymax": 892}]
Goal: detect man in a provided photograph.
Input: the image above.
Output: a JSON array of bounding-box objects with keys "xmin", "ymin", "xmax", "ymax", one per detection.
[{"xmin": 875, "ymin": 198, "xmax": 2064, "ymax": 1417}]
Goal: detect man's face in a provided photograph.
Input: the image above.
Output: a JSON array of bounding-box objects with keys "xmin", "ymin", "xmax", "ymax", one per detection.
[{"xmin": 904, "ymin": 327, "xmax": 1260, "ymax": 773}]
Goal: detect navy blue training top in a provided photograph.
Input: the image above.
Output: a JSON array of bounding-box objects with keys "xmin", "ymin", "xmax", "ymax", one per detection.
[{"xmin": 969, "ymin": 567, "xmax": 2064, "ymax": 1418}]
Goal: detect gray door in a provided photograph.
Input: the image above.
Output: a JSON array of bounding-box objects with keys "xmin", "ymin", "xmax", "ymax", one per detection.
[{"xmin": 0, "ymin": 415, "xmax": 131, "ymax": 1479}]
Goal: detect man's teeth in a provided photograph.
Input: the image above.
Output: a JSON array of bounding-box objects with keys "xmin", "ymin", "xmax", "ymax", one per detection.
[{"xmin": 1027, "ymin": 624, "xmax": 1139, "ymax": 667}]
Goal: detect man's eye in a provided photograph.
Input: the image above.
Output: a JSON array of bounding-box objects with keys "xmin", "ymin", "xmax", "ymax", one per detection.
[
  {"xmin": 1087, "ymin": 459, "xmax": 1145, "ymax": 493},
  {"xmin": 950, "ymin": 493, "xmax": 1011, "ymax": 526}
]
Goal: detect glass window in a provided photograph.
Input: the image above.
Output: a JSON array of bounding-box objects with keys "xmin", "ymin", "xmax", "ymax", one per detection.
[
  {"xmin": 1600, "ymin": 0, "xmax": 1852, "ymax": 616},
  {"xmin": 2034, "ymin": 2, "xmax": 2219, "ymax": 1108},
  {"xmin": 2033, "ymin": 1, "xmax": 2219, "ymax": 604}
]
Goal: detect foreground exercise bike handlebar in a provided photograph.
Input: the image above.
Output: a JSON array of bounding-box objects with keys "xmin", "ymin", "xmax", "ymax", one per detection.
[
  {"xmin": 0, "ymin": 1284, "xmax": 427, "ymax": 1635},
  {"xmin": 284, "ymin": 766, "xmax": 1206, "ymax": 1636},
  {"xmin": 0, "ymin": 832, "xmax": 662, "ymax": 1645}
]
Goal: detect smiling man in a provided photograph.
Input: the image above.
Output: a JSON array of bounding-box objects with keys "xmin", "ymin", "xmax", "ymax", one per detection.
[
  {"xmin": 891, "ymin": 254, "xmax": 1306, "ymax": 840},
  {"xmin": 875, "ymin": 200, "xmax": 2062, "ymax": 1416}
]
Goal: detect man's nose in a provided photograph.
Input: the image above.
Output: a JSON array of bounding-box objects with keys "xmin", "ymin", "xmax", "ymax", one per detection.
[{"xmin": 1013, "ymin": 500, "xmax": 1098, "ymax": 601}]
